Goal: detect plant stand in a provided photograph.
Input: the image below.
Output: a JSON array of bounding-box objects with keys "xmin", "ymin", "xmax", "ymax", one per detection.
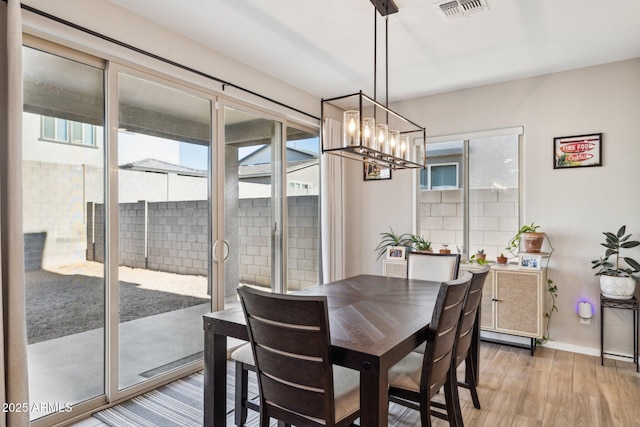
[{"xmin": 600, "ymin": 294, "xmax": 639, "ymax": 372}]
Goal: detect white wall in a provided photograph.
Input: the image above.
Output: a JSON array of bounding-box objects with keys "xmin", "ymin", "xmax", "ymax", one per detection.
[{"xmin": 346, "ymin": 58, "xmax": 640, "ymax": 356}]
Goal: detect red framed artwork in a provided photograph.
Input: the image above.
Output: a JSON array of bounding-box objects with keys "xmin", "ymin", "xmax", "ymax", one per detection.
[{"xmin": 553, "ymin": 133, "xmax": 602, "ymax": 169}]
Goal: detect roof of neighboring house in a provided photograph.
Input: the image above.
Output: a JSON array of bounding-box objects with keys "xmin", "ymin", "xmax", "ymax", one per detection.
[
  {"xmin": 119, "ymin": 158, "xmax": 206, "ymax": 177},
  {"xmin": 118, "ymin": 157, "xmax": 318, "ymax": 179},
  {"xmin": 239, "ymin": 145, "xmax": 318, "ymax": 165},
  {"xmin": 239, "ymin": 159, "xmax": 318, "ymax": 178}
]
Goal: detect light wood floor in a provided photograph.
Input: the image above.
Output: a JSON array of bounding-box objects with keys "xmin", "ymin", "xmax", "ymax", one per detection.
[
  {"xmin": 81, "ymin": 342, "xmax": 640, "ymax": 426},
  {"xmin": 217, "ymin": 342, "xmax": 640, "ymax": 426},
  {"xmin": 425, "ymin": 342, "xmax": 640, "ymax": 427}
]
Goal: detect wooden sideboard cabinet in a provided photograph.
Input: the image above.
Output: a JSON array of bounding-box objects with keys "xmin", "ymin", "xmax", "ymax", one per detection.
[
  {"xmin": 382, "ymin": 260, "xmax": 547, "ymax": 354},
  {"xmin": 383, "ymin": 259, "xmax": 408, "ymax": 278},
  {"xmin": 461, "ymin": 264, "xmax": 547, "ymax": 355}
]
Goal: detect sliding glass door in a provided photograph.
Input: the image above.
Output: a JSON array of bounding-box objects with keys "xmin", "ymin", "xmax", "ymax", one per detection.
[
  {"xmin": 116, "ymin": 72, "xmax": 212, "ymax": 390},
  {"xmin": 22, "ymin": 46, "xmax": 106, "ymax": 420},
  {"xmin": 21, "ymin": 38, "xmax": 320, "ymax": 425},
  {"xmin": 222, "ymin": 105, "xmax": 282, "ymax": 307},
  {"xmin": 285, "ymin": 125, "xmax": 320, "ymax": 292}
]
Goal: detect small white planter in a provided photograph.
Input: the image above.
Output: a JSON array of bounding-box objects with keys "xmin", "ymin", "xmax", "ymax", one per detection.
[{"xmin": 600, "ymin": 275, "xmax": 637, "ymax": 299}]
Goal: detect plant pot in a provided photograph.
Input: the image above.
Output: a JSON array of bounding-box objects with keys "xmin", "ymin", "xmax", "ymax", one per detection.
[
  {"xmin": 522, "ymin": 232, "xmax": 545, "ymax": 253},
  {"xmin": 497, "ymin": 256, "xmax": 508, "ymax": 265},
  {"xmin": 599, "ymin": 275, "xmax": 637, "ymax": 299},
  {"xmin": 439, "ymin": 249, "xmax": 451, "ymax": 254},
  {"xmin": 476, "ymin": 253, "xmax": 486, "ymax": 261}
]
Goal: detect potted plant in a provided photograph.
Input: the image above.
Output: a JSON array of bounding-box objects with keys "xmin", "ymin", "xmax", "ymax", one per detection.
[
  {"xmin": 508, "ymin": 222, "xmax": 545, "ymax": 255},
  {"xmin": 409, "ymin": 234, "xmax": 432, "ymax": 253},
  {"xmin": 591, "ymin": 225, "xmax": 640, "ymax": 299},
  {"xmin": 469, "ymin": 253, "xmax": 489, "ymax": 265},
  {"xmin": 375, "ymin": 226, "xmax": 411, "ymax": 260},
  {"xmin": 475, "ymin": 249, "xmax": 486, "ymax": 261},
  {"xmin": 439, "ymin": 244, "xmax": 451, "ymax": 254},
  {"xmin": 497, "ymin": 253, "xmax": 508, "ymax": 265}
]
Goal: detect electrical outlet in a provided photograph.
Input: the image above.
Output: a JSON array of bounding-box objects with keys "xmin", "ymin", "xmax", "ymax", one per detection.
[{"xmin": 580, "ymin": 318, "xmax": 591, "ymax": 325}]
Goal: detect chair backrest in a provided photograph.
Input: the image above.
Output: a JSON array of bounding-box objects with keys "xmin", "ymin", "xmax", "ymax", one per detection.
[
  {"xmin": 407, "ymin": 252, "xmax": 461, "ymax": 282},
  {"xmin": 237, "ymin": 286, "xmax": 337, "ymax": 426},
  {"xmin": 454, "ymin": 266, "xmax": 490, "ymax": 367},
  {"xmin": 420, "ymin": 271, "xmax": 472, "ymax": 400}
]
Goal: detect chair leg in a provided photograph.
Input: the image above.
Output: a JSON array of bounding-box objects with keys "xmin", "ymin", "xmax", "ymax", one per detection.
[
  {"xmin": 420, "ymin": 401, "xmax": 433, "ymax": 427},
  {"xmin": 464, "ymin": 354, "xmax": 481, "ymax": 409},
  {"xmin": 445, "ymin": 369, "xmax": 463, "ymax": 427},
  {"xmin": 235, "ymin": 361, "xmax": 249, "ymax": 426}
]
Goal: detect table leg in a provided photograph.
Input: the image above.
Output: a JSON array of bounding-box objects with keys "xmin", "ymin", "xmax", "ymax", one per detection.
[
  {"xmin": 204, "ymin": 327, "xmax": 227, "ymax": 427},
  {"xmin": 360, "ymin": 368, "xmax": 388, "ymax": 427}
]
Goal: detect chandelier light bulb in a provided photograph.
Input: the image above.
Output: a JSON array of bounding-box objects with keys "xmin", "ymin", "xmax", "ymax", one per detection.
[
  {"xmin": 400, "ymin": 136, "xmax": 410, "ymax": 160},
  {"xmin": 343, "ymin": 110, "xmax": 360, "ymax": 147},
  {"xmin": 375, "ymin": 123, "xmax": 388, "ymax": 152},
  {"xmin": 362, "ymin": 117, "xmax": 375, "ymax": 148},
  {"xmin": 389, "ymin": 130, "xmax": 399, "ymax": 156}
]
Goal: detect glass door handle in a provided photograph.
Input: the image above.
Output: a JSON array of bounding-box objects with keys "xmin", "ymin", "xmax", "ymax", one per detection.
[
  {"xmin": 222, "ymin": 240, "xmax": 230, "ymax": 261},
  {"xmin": 212, "ymin": 240, "xmax": 230, "ymax": 262}
]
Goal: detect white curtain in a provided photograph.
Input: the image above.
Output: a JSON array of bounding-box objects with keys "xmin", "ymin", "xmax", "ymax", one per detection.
[
  {"xmin": 320, "ymin": 118, "xmax": 346, "ymax": 283},
  {"xmin": 0, "ymin": 1, "xmax": 30, "ymax": 426}
]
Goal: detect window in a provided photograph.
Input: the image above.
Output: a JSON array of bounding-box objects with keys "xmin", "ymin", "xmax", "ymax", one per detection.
[
  {"xmin": 416, "ymin": 128, "xmax": 522, "ymax": 260},
  {"xmin": 421, "ymin": 163, "xmax": 458, "ymax": 190},
  {"xmin": 41, "ymin": 115, "xmax": 96, "ymax": 146}
]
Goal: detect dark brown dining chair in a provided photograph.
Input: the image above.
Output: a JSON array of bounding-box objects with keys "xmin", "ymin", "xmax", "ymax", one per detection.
[
  {"xmin": 428, "ymin": 266, "xmax": 490, "ymax": 427},
  {"xmin": 407, "ymin": 252, "xmax": 461, "ymax": 282},
  {"xmin": 237, "ymin": 286, "xmax": 360, "ymax": 427},
  {"xmin": 388, "ymin": 271, "xmax": 472, "ymax": 427}
]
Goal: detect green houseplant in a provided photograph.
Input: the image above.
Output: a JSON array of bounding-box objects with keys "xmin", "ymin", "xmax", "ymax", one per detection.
[
  {"xmin": 409, "ymin": 234, "xmax": 432, "ymax": 253},
  {"xmin": 591, "ymin": 225, "xmax": 640, "ymax": 299},
  {"xmin": 375, "ymin": 227, "xmax": 411, "ymax": 260},
  {"xmin": 507, "ymin": 222, "xmax": 545, "ymax": 255}
]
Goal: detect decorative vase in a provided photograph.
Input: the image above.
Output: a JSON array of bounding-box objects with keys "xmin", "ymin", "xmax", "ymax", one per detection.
[
  {"xmin": 522, "ymin": 232, "xmax": 545, "ymax": 253},
  {"xmin": 599, "ymin": 275, "xmax": 637, "ymax": 299}
]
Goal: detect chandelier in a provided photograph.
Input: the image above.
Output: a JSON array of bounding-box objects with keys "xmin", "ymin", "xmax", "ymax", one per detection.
[{"xmin": 321, "ymin": 0, "xmax": 426, "ymax": 170}]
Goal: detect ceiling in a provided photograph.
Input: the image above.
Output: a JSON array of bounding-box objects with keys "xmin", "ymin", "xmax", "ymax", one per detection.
[{"xmin": 107, "ymin": 0, "xmax": 640, "ymax": 102}]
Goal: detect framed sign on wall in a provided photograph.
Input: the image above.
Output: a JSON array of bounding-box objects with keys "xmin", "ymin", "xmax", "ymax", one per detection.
[{"xmin": 553, "ymin": 133, "xmax": 602, "ymax": 169}]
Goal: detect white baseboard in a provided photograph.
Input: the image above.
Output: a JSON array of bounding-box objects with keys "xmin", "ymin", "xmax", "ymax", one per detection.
[{"xmin": 481, "ymin": 331, "xmax": 637, "ymax": 368}]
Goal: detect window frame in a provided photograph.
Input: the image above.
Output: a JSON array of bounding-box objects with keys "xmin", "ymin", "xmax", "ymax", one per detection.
[
  {"xmin": 40, "ymin": 115, "xmax": 98, "ymax": 147},
  {"xmin": 414, "ymin": 127, "xmax": 523, "ymax": 259},
  {"xmin": 424, "ymin": 162, "xmax": 459, "ymax": 190}
]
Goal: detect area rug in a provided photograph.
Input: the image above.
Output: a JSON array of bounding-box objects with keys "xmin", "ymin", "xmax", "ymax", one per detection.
[
  {"xmin": 93, "ymin": 364, "xmax": 261, "ymax": 427},
  {"xmin": 26, "ymin": 269, "xmax": 209, "ymax": 344},
  {"xmin": 94, "ymin": 371, "xmax": 207, "ymax": 427}
]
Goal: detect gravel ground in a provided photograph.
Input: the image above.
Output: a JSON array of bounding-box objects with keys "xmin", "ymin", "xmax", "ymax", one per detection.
[{"xmin": 26, "ymin": 261, "xmax": 210, "ymax": 344}]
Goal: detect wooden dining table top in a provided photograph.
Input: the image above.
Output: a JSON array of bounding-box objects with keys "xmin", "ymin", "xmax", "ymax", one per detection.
[{"xmin": 203, "ymin": 274, "xmax": 444, "ymax": 427}]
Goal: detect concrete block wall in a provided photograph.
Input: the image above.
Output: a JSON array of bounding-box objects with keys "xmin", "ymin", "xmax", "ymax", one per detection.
[
  {"xmin": 418, "ymin": 188, "xmax": 518, "ymax": 260},
  {"xmin": 147, "ymin": 200, "xmax": 209, "ymax": 275},
  {"xmin": 88, "ymin": 196, "xmax": 319, "ymax": 288},
  {"xmin": 23, "ymin": 160, "xmax": 103, "ymax": 268},
  {"xmin": 238, "ymin": 195, "xmax": 319, "ymax": 290},
  {"xmin": 286, "ymin": 196, "xmax": 319, "ymax": 291}
]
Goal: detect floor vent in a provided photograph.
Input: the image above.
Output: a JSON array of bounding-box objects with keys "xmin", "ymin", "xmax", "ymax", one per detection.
[{"xmin": 435, "ymin": 0, "xmax": 488, "ymax": 21}]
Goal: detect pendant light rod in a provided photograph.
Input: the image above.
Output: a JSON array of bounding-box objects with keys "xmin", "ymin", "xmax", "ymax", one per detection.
[
  {"xmin": 385, "ymin": 16, "xmax": 389, "ymax": 109},
  {"xmin": 373, "ymin": 6, "xmax": 377, "ymax": 108}
]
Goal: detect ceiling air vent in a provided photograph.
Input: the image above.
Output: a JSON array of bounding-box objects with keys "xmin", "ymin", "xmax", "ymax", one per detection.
[{"xmin": 435, "ymin": 0, "xmax": 488, "ymax": 21}]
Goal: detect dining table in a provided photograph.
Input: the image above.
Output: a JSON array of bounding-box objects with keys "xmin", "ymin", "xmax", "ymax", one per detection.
[{"xmin": 202, "ymin": 273, "xmax": 479, "ymax": 427}]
